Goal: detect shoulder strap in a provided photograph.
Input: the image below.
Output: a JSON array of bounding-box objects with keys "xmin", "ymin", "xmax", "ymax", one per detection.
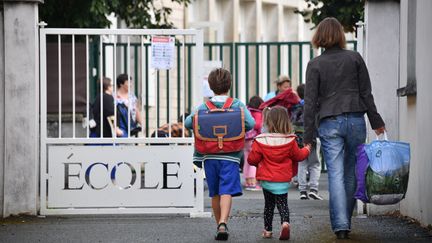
[
  {"xmin": 205, "ymin": 100, "xmax": 217, "ymax": 110},
  {"xmin": 205, "ymin": 97, "xmax": 234, "ymax": 110},
  {"xmin": 222, "ymin": 97, "xmax": 234, "ymax": 109}
]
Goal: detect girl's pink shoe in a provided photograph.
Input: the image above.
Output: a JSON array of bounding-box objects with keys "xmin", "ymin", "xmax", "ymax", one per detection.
[
  {"xmin": 262, "ymin": 230, "xmax": 273, "ymax": 239},
  {"xmin": 247, "ymin": 185, "xmax": 262, "ymax": 191},
  {"xmin": 279, "ymin": 222, "xmax": 290, "ymax": 240}
]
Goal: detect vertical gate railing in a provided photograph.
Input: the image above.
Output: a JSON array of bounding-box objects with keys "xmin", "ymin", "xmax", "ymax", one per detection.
[
  {"xmin": 40, "ymin": 28, "xmax": 206, "ymax": 216},
  {"xmin": 212, "ymin": 41, "xmax": 357, "ymax": 103},
  {"xmin": 99, "ymin": 40, "xmax": 356, "ymax": 115}
]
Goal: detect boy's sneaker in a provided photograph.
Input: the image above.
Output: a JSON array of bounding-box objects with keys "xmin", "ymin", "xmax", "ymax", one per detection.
[
  {"xmin": 308, "ymin": 189, "xmax": 323, "ymax": 200},
  {"xmin": 215, "ymin": 223, "xmax": 229, "ymax": 241},
  {"xmin": 300, "ymin": 191, "xmax": 309, "ymax": 200}
]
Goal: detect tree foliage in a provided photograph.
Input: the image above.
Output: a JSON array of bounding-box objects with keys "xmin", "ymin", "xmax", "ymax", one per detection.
[
  {"xmin": 39, "ymin": 0, "xmax": 191, "ymax": 29},
  {"xmin": 295, "ymin": 0, "xmax": 365, "ymax": 33}
]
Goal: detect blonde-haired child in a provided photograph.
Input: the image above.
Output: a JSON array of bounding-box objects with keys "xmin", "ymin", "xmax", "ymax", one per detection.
[{"xmin": 247, "ymin": 106, "xmax": 310, "ymax": 240}]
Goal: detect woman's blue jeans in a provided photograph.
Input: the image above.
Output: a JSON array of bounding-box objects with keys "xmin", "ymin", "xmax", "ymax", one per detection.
[{"xmin": 318, "ymin": 112, "xmax": 366, "ymax": 232}]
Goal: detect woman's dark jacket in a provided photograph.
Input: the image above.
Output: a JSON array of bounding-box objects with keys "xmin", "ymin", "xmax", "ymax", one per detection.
[
  {"xmin": 303, "ymin": 47, "xmax": 385, "ymax": 144},
  {"xmin": 92, "ymin": 93, "xmax": 115, "ymax": 137}
]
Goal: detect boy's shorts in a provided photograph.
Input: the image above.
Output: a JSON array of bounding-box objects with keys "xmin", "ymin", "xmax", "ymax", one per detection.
[{"xmin": 204, "ymin": 159, "xmax": 242, "ymax": 198}]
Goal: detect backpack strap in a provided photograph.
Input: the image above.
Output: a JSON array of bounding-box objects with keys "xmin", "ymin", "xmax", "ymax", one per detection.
[
  {"xmin": 205, "ymin": 100, "xmax": 217, "ymax": 110},
  {"xmin": 205, "ymin": 97, "xmax": 234, "ymax": 110},
  {"xmin": 222, "ymin": 97, "xmax": 234, "ymax": 109}
]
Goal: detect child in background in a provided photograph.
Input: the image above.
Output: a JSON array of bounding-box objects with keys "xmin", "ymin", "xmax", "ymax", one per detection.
[
  {"xmin": 185, "ymin": 68, "xmax": 255, "ymax": 241},
  {"xmin": 248, "ymin": 106, "xmax": 310, "ymax": 240},
  {"xmin": 293, "ymin": 84, "xmax": 324, "ymax": 200},
  {"xmin": 243, "ymin": 95, "xmax": 264, "ymax": 191}
]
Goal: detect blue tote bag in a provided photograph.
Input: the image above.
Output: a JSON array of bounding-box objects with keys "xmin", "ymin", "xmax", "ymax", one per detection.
[{"xmin": 355, "ymin": 132, "xmax": 410, "ymax": 205}]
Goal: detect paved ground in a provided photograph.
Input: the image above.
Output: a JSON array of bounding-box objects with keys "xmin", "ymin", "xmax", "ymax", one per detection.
[{"xmin": 1, "ymin": 175, "xmax": 431, "ymax": 243}]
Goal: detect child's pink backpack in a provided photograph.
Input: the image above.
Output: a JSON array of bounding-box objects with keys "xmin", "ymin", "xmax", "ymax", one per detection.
[{"xmin": 245, "ymin": 108, "xmax": 262, "ymax": 140}]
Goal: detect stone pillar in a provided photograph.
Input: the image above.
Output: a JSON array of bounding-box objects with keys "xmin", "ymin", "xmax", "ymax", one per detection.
[
  {"xmin": 364, "ymin": 0, "xmax": 400, "ymax": 215},
  {"xmin": 399, "ymin": 0, "xmax": 432, "ymax": 227},
  {"xmin": 1, "ymin": 0, "xmax": 42, "ymax": 217},
  {"xmin": 0, "ymin": 3, "xmax": 5, "ymax": 218}
]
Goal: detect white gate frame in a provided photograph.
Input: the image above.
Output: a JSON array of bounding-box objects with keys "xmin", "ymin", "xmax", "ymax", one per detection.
[{"xmin": 39, "ymin": 28, "xmax": 207, "ymax": 216}]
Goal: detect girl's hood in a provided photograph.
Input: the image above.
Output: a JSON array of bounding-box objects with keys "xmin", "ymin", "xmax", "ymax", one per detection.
[{"xmin": 254, "ymin": 133, "xmax": 296, "ymax": 146}]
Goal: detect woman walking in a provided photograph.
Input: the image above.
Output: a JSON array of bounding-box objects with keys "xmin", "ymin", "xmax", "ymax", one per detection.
[{"xmin": 303, "ymin": 17, "xmax": 386, "ymax": 240}]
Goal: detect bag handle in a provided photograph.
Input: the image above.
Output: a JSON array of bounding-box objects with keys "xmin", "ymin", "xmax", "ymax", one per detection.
[
  {"xmin": 205, "ymin": 97, "xmax": 234, "ymax": 110},
  {"xmin": 375, "ymin": 131, "xmax": 388, "ymax": 141}
]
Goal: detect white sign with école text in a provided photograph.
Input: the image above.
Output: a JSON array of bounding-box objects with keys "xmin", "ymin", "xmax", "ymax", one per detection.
[
  {"xmin": 151, "ymin": 36, "xmax": 175, "ymax": 70},
  {"xmin": 47, "ymin": 145, "xmax": 194, "ymax": 208}
]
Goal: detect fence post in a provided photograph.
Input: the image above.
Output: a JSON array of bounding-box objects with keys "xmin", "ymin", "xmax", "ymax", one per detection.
[{"xmin": 1, "ymin": 0, "xmax": 43, "ymax": 217}]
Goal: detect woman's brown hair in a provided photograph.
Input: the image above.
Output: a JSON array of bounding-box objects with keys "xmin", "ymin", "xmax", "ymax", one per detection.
[
  {"xmin": 311, "ymin": 17, "xmax": 346, "ymax": 49},
  {"xmin": 263, "ymin": 106, "xmax": 292, "ymax": 134}
]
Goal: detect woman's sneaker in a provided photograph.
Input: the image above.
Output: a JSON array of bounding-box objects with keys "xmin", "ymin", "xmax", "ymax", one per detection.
[
  {"xmin": 300, "ymin": 191, "xmax": 309, "ymax": 200},
  {"xmin": 308, "ymin": 189, "xmax": 323, "ymax": 200}
]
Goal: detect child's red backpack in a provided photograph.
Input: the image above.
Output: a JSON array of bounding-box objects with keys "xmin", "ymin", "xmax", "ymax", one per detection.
[{"xmin": 193, "ymin": 97, "xmax": 245, "ymax": 154}]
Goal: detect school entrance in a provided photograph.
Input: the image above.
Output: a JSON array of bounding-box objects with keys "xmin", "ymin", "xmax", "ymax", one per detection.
[
  {"xmin": 39, "ymin": 28, "xmax": 207, "ymax": 216},
  {"xmin": 39, "ymin": 27, "xmax": 357, "ymax": 216}
]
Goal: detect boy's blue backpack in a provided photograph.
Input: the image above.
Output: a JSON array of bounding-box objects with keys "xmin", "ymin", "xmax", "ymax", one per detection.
[{"xmin": 193, "ymin": 97, "xmax": 245, "ymax": 154}]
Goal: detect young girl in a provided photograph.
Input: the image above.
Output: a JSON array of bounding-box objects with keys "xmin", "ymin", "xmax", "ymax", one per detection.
[
  {"xmin": 243, "ymin": 95, "xmax": 264, "ymax": 191},
  {"xmin": 247, "ymin": 106, "xmax": 311, "ymax": 240}
]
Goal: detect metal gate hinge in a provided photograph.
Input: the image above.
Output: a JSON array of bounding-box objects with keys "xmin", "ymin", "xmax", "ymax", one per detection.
[{"xmin": 38, "ymin": 21, "xmax": 48, "ymax": 28}]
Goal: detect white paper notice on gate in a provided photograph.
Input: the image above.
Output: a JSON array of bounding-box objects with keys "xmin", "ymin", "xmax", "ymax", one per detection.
[
  {"xmin": 151, "ymin": 36, "xmax": 175, "ymax": 70},
  {"xmin": 47, "ymin": 145, "xmax": 195, "ymax": 208}
]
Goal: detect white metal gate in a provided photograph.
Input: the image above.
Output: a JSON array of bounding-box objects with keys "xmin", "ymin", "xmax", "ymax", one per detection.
[{"xmin": 39, "ymin": 28, "xmax": 206, "ymax": 216}]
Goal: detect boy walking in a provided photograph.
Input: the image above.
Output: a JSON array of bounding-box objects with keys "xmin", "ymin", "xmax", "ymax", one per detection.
[
  {"xmin": 291, "ymin": 84, "xmax": 323, "ymax": 200},
  {"xmin": 185, "ymin": 68, "xmax": 255, "ymax": 241}
]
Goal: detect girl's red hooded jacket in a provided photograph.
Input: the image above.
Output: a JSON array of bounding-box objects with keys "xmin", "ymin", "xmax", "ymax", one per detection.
[{"xmin": 247, "ymin": 133, "xmax": 310, "ymax": 182}]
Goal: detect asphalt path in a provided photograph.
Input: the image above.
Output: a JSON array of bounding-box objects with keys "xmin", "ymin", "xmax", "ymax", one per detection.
[{"xmin": 1, "ymin": 175, "xmax": 431, "ymax": 242}]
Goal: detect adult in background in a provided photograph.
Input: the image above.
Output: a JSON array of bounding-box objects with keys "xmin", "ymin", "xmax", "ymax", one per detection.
[
  {"xmin": 116, "ymin": 74, "xmax": 143, "ymax": 137},
  {"xmin": 90, "ymin": 77, "xmax": 121, "ymax": 137},
  {"xmin": 259, "ymin": 86, "xmax": 300, "ymax": 117},
  {"xmin": 303, "ymin": 17, "xmax": 385, "ymax": 240},
  {"xmin": 264, "ymin": 75, "xmax": 292, "ymax": 101}
]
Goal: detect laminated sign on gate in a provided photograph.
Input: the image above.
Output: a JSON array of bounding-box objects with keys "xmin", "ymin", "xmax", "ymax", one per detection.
[{"xmin": 151, "ymin": 36, "xmax": 175, "ymax": 70}]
